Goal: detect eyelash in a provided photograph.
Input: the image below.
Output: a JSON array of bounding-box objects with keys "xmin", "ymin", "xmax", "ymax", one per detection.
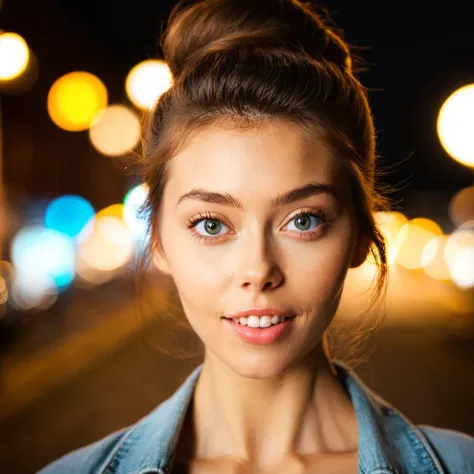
[{"xmin": 185, "ymin": 208, "xmax": 332, "ymax": 244}]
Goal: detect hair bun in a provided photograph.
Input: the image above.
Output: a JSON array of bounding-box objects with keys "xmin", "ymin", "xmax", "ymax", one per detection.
[{"xmin": 161, "ymin": 0, "xmax": 352, "ymax": 77}]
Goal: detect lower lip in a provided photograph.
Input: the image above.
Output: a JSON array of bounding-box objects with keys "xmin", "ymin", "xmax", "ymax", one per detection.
[{"xmin": 222, "ymin": 317, "xmax": 295, "ymax": 345}]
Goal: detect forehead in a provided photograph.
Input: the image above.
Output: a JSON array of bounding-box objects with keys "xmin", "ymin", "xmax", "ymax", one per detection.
[{"xmin": 166, "ymin": 120, "xmax": 347, "ymax": 200}]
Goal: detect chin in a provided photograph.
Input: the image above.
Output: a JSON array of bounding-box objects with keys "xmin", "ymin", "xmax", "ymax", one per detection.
[{"xmin": 220, "ymin": 351, "xmax": 296, "ymax": 380}]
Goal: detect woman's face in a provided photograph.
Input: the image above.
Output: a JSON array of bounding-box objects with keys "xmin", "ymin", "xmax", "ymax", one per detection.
[{"xmin": 153, "ymin": 119, "xmax": 362, "ymax": 379}]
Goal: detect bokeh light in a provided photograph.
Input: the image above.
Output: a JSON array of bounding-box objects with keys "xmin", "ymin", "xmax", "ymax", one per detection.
[
  {"xmin": 421, "ymin": 235, "xmax": 451, "ymax": 281},
  {"xmin": 89, "ymin": 105, "xmax": 141, "ymax": 156},
  {"xmin": 47, "ymin": 71, "xmax": 107, "ymax": 132},
  {"xmin": 96, "ymin": 203, "xmax": 125, "ymax": 221},
  {"xmin": 449, "ymin": 186, "xmax": 474, "ymax": 227},
  {"xmin": 76, "ymin": 259, "xmax": 118, "ymax": 287},
  {"xmin": 447, "ymin": 248, "xmax": 474, "ymax": 289},
  {"xmin": 125, "ymin": 60, "xmax": 173, "ymax": 110},
  {"xmin": 11, "ymin": 227, "xmax": 76, "ymax": 291},
  {"xmin": 437, "ymin": 84, "xmax": 474, "ymax": 168},
  {"xmin": 45, "ymin": 195, "xmax": 95, "ymax": 239},
  {"xmin": 10, "ymin": 269, "xmax": 58, "ymax": 310},
  {"xmin": 0, "ymin": 32, "xmax": 29, "ymax": 80},
  {"xmin": 445, "ymin": 222, "xmax": 474, "ymax": 262},
  {"xmin": 123, "ymin": 183, "xmax": 149, "ymax": 240},
  {"xmin": 375, "ymin": 211, "xmax": 408, "ymax": 264},
  {"xmin": 444, "ymin": 223, "xmax": 474, "ymax": 288},
  {"xmin": 394, "ymin": 218, "xmax": 443, "ymax": 270},
  {"xmin": 78, "ymin": 216, "xmax": 133, "ymax": 272}
]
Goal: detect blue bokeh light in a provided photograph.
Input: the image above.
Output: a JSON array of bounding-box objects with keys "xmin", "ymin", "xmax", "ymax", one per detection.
[{"xmin": 45, "ymin": 195, "xmax": 95, "ymax": 238}]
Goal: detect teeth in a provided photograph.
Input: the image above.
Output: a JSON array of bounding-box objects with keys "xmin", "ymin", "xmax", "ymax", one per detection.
[
  {"xmin": 230, "ymin": 315, "xmax": 289, "ymax": 327},
  {"xmin": 251, "ymin": 315, "xmax": 269, "ymax": 328}
]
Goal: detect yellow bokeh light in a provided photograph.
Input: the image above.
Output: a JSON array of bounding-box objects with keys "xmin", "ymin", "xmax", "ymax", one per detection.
[
  {"xmin": 96, "ymin": 204, "xmax": 125, "ymax": 221},
  {"xmin": 0, "ymin": 32, "xmax": 29, "ymax": 80},
  {"xmin": 412, "ymin": 217, "xmax": 443, "ymax": 235},
  {"xmin": 375, "ymin": 211, "xmax": 408, "ymax": 238},
  {"xmin": 394, "ymin": 218, "xmax": 442, "ymax": 270},
  {"xmin": 445, "ymin": 225, "xmax": 474, "ymax": 262},
  {"xmin": 125, "ymin": 59, "xmax": 173, "ymax": 110},
  {"xmin": 47, "ymin": 71, "xmax": 108, "ymax": 132},
  {"xmin": 421, "ymin": 235, "xmax": 451, "ymax": 281},
  {"xmin": 375, "ymin": 211, "xmax": 408, "ymax": 264},
  {"xmin": 437, "ymin": 84, "xmax": 474, "ymax": 168},
  {"xmin": 355, "ymin": 259, "xmax": 378, "ymax": 283},
  {"xmin": 89, "ymin": 105, "xmax": 141, "ymax": 156}
]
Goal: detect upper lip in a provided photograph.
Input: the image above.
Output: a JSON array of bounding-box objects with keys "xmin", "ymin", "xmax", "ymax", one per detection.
[{"xmin": 223, "ymin": 307, "xmax": 296, "ymax": 319}]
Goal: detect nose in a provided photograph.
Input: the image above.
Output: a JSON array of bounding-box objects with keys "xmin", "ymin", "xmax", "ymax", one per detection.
[
  {"xmin": 242, "ymin": 267, "xmax": 283, "ymax": 292},
  {"xmin": 236, "ymin": 233, "xmax": 284, "ymax": 293}
]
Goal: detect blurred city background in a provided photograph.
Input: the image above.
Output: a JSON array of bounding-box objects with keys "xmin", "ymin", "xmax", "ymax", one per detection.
[{"xmin": 1, "ymin": 1, "xmax": 474, "ymax": 472}]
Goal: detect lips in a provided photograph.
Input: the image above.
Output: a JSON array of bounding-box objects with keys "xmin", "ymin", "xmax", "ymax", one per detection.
[{"xmin": 223, "ymin": 316, "xmax": 295, "ymax": 344}]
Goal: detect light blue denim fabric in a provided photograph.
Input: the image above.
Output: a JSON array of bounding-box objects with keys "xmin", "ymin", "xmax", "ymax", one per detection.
[{"xmin": 38, "ymin": 360, "xmax": 474, "ymax": 473}]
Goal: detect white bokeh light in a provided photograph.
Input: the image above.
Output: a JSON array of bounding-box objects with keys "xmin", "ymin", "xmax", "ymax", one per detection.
[
  {"xmin": 10, "ymin": 269, "xmax": 58, "ymax": 310},
  {"xmin": 448, "ymin": 248, "xmax": 474, "ymax": 289},
  {"xmin": 11, "ymin": 226, "xmax": 76, "ymax": 291},
  {"xmin": 125, "ymin": 60, "xmax": 173, "ymax": 110},
  {"xmin": 437, "ymin": 84, "xmax": 474, "ymax": 168},
  {"xmin": 0, "ymin": 32, "xmax": 29, "ymax": 80},
  {"xmin": 123, "ymin": 183, "xmax": 150, "ymax": 241}
]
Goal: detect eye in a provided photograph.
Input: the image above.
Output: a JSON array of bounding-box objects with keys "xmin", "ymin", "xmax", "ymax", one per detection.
[
  {"xmin": 186, "ymin": 208, "xmax": 331, "ymax": 243},
  {"xmin": 195, "ymin": 218, "xmax": 228, "ymax": 237},
  {"xmin": 186, "ymin": 211, "xmax": 230, "ymax": 242},
  {"xmin": 285, "ymin": 210, "xmax": 326, "ymax": 236}
]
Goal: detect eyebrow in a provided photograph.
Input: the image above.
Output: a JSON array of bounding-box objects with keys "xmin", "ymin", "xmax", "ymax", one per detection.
[{"xmin": 176, "ymin": 181, "xmax": 340, "ymax": 210}]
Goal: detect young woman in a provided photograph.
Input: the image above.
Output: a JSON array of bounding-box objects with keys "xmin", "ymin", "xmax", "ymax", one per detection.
[{"xmin": 39, "ymin": 1, "xmax": 474, "ymax": 473}]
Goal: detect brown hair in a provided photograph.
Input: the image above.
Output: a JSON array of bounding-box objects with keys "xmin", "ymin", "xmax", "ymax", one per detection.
[{"xmin": 135, "ymin": 0, "xmax": 390, "ymax": 366}]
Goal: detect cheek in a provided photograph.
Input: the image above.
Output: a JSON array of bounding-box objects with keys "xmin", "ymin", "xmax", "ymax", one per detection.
[
  {"xmin": 164, "ymin": 239, "xmax": 228, "ymax": 324},
  {"xmin": 164, "ymin": 219, "xmax": 225, "ymax": 283},
  {"xmin": 286, "ymin": 225, "xmax": 355, "ymax": 300},
  {"xmin": 170, "ymin": 245, "xmax": 228, "ymax": 291}
]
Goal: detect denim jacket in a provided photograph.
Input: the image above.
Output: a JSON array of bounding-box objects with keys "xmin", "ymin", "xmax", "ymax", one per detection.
[{"xmin": 38, "ymin": 360, "xmax": 474, "ymax": 473}]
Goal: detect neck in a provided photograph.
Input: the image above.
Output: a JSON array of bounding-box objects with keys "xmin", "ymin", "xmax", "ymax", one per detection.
[{"xmin": 183, "ymin": 344, "xmax": 358, "ymax": 469}]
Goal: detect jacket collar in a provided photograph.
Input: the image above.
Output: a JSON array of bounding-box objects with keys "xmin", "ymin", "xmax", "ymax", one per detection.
[
  {"xmin": 334, "ymin": 361, "xmax": 445, "ymax": 474},
  {"xmin": 101, "ymin": 361, "xmax": 445, "ymax": 474}
]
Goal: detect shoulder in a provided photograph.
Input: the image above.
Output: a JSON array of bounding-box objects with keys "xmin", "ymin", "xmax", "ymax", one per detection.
[
  {"xmin": 36, "ymin": 366, "xmax": 203, "ymax": 474},
  {"xmin": 418, "ymin": 424, "xmax": 474, "ymax": 473},
  {"xmin": 37, "ymin": 426, "xmax": 132, "ymax": 474}
]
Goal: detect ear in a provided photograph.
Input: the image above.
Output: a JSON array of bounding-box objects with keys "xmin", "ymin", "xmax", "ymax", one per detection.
[
  {"xmin": 151, "ymin": 238, "xmax": 172, "ymax": 276},
  {"xmin": 349, "ymin": 233, "xmax": 371, "ymax": 268}
]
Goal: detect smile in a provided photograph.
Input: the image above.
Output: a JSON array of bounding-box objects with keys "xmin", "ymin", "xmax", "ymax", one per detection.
[{"xmin": 222, "ymin": 316, "xmax": 295, "ymax": 345}]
